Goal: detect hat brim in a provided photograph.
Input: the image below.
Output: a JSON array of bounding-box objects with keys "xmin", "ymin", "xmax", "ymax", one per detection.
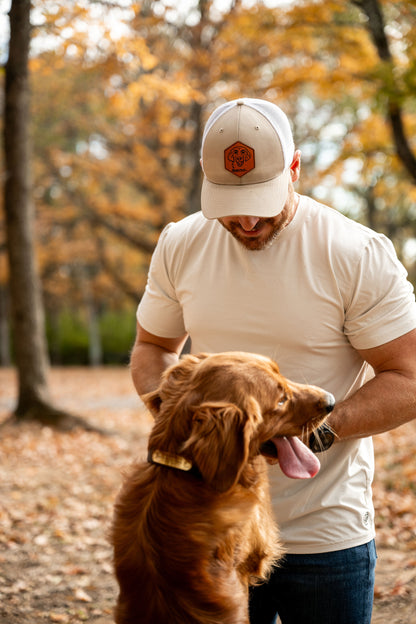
[{"xmin": 201, "ymin": 169, "xmax": 290, "ymax": 219}]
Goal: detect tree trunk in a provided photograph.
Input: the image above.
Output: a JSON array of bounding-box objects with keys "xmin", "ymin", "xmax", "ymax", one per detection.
[
  {"xmin": 185, "ymin": 100, "xmax": 204, "ymax": 215},
  {"xmin": 2, "ymin": 1, "xmax": 94, "ymax": 429},
  {"xmin": 78, "ymin": 266, "xmax": 103, "ymax": 366},
  {"xmin": 0, "ymin": 284, "xmax": 11, "ymax": 366},
  {"xmin": 353, "ymin": 0, "xmax": 416, "ymax": 183}
]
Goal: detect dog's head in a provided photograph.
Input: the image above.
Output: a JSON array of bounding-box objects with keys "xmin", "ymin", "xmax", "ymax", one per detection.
[{"xmin": 144, "ymin": 352, "xmax": 334, "ymax": 492}]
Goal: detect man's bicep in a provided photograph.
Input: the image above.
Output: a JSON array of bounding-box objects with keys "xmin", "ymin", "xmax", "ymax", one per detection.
[
  {"xmin": 136, "ymin": 321, "xmax": 188, "ymax": 355},
  {"xmin": 357, "ymin": 328, "xmax": 416, "ymax": 376},
  {"xmin": 130, "ymin": 323, "xmax": 189, "ymax": 397}
]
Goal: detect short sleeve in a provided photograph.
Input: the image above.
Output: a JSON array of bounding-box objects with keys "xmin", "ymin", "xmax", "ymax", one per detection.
[
  {"xmin": 344, "ymin": 235, "xmax": 416, "ymax": 350},
  {"xmin": 137, "ymin": 224, "xmax": 187, "ymax": 338}
]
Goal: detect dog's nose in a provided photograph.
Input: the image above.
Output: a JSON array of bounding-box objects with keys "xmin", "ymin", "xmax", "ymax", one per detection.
[{"xmin": 324, "ymin": 392, "xmax": 335, "ymax": 413}]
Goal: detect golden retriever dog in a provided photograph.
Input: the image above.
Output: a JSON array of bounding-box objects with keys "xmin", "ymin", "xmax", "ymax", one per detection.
[{"xmin": 111, "ymin": 352, "xmax": 335, "ymax": 624}]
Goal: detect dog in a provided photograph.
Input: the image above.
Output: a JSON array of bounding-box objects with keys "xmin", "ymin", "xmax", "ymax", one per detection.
[{"xmin": 111, "ymin": 352, "xmax": 335, "ymax": 624}]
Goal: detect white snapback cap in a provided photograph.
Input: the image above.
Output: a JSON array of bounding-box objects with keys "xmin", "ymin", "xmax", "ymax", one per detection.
[{"xmin": 201, "ymin": 98, "xmax": 295, "ymax": 219}]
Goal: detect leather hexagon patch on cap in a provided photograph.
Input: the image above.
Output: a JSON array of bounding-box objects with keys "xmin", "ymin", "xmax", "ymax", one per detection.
[{"xmin": 224, "ymin": 141, "xmax": 255, "ymax": 177}]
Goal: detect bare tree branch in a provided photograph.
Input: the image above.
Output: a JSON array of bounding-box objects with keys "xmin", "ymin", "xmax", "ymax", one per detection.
[{"xmin": 352, "ymin": 0, "xmax": 416, "ymax": 182}]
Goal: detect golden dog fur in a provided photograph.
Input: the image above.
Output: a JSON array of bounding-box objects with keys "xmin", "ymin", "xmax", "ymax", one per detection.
[{"xmin": 111, "ymin": 352, "xmax": 334, "ymax": 624}]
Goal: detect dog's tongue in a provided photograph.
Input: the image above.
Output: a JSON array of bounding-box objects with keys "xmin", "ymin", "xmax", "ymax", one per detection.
[{"xmin": 273, "ymin": 436, "xmax": 320, "ymax": 479}]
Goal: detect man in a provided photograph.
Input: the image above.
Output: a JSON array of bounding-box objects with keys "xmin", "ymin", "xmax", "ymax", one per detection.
[{"xmin": 130, "ymin": 98, "xmax": 416, "ymax": 624}]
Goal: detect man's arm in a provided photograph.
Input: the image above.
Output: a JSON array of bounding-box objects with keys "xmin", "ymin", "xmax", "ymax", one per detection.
[
  {"xmin": 130, "ymin": 321, "xmax": 189, "ymax": 397},
  {"xmin": 328, "ymin": 328, "xmax": 416, "ymax": 442}
]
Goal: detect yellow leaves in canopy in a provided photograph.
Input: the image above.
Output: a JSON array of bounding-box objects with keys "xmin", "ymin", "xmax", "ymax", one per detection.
[
  {"xmin": 344, "ymin": 114, "xmax": 390, "ymax": 155},
  {"xmin": 335, "ymin": 28, "xmax": 379, "ymax": 73},
  {"xmin": 36, "ymin": 214, "xmax": 97, "ymax": 269},
  {"xmin": 115, "ymin": 37, "xmax": 159, "ymax": 72},
  {"xmin": 215, "ymin": 0, "xmax": 381, "ymax": 103},
  {"xmin": 408, "ymin": 186, "xmax": 416, "ymax": 204},
  {"xmin": 288, "ymin": 0, "xmax": 347, "ymax": 24},
  {"xmin": 12, "ymin": 0, "xmax": 416, "ymax": 310},
  {"xmin": 110, "ymin": 74, "xmax": 200, "ymax": 118}
]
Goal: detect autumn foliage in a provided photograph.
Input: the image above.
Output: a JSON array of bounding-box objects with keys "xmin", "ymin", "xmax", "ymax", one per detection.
[
  {"xmin": 1, "ymin": 0, "xmax": 416, "ymax": 365},
  {"xmin": 1, "ymin": 5, "xmax": 416, "ymax": 620}
]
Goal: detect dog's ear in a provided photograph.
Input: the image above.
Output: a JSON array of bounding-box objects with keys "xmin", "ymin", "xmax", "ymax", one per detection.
[
  {"xmin": 141, "ymin": 390, "xmax": 162, "ymax": 417},
  {"xmin": 141, "ymin": 354, "xmax": 209, "ymax": 418},
  {"xmin": 182, "ymin": 398, "xmax": 262, "ymax": 493}
]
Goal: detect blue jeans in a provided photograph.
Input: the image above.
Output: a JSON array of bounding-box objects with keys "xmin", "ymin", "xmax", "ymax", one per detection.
[{"xmin": 249, "ymin": 540, "xmax": 377, "ymax": 624}]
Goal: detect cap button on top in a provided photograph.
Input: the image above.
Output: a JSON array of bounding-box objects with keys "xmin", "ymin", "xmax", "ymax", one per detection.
[{"xmin": 237, "ymin": 99, "xmax": 245, "ymax": 106}]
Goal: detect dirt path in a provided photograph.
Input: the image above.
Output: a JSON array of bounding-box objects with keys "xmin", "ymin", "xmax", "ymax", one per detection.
[{"xmin": 1, "ymin": 367, "xmax": 415, "ymax": 623}]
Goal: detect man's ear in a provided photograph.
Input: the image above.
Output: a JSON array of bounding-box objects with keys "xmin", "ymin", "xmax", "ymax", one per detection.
[{"xmin": 290, "ymin": 149, "xmax": 301, "ymax": 183}]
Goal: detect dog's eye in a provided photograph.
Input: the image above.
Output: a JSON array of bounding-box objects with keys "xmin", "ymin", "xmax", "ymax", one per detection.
[{"xmin": 277, "ymin": 397, "xmax": 288, "ymax": 406}]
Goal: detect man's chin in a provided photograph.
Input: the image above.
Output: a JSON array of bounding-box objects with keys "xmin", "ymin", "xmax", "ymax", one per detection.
[
  {"xmin": 231, "ymin": 230, "xmax": 279, "ymax": 251},
  {"xmin": 218, "ymin": 218, "xmax": 281, "ymax": 250}
]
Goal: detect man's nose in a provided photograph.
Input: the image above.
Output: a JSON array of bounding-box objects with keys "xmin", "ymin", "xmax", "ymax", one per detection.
[{"xmin": 237, "ymin": 216, "xmax": 260, "ymax": 231}]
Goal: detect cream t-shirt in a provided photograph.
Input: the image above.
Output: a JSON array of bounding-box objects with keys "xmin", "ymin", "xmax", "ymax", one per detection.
[{"xmin": 137, "ymin": 195, "xmax": 416, "ymax": 553}]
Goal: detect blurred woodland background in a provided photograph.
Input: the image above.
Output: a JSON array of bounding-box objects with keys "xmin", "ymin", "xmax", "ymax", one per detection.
[
  {"xmin": 1, "ymin": 5, "xmax": 416, "ymax": 620},
  {"xmin": 1, "ymin": 0, "xmax": 416, "ymax": 419}
]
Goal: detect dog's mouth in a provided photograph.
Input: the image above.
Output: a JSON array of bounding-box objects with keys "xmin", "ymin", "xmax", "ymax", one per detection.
[{"xmin": 260, "ymin": 437, "xmax": 320, "ymax": 479}]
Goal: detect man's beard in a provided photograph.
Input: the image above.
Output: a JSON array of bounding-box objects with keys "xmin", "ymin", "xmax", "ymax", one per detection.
[{"xmin": 219, "ymin": 217, "xmax": 281, "ymax": 251}]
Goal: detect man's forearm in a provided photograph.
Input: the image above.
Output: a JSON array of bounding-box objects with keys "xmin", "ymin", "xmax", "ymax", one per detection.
[
  {"xmin": 328, "ymin": 369, "xmax": 416, "ymax": 443},
  {"xmin": 327, "ymin": 329, "xmax": 416, "ymax": 443}
]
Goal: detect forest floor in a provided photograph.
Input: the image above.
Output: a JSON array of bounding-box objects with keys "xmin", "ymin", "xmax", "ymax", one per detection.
[{"xmin": 1, "ymin": 367, "xmax": 416, "ymax": 624}]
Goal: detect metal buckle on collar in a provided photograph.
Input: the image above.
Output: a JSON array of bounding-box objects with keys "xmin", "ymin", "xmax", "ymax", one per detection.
[{"xmin": 148, "ymin": 448, "xmax": 193, "ymax": 472}]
